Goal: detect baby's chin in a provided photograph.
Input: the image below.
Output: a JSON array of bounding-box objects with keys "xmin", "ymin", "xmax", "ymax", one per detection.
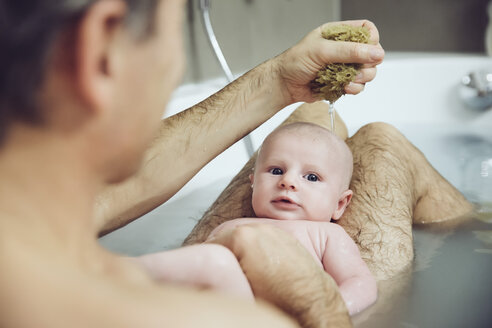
[
  {"xmin": 255, "ymin": 209, "xmax": 308, "ymax": 221},
  {"xmin": 255, "ymin": 208, "xmax": 332, "ymax": 222}
]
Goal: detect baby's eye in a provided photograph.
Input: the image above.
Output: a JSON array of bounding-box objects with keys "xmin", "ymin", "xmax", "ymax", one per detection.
[
  {"xmin": 269, "ymin": 167, "xmax": 283, "ymax": 175},
  {"xmin": 304, "ymin": 173, "xmax": 319, "ymax": 182}
]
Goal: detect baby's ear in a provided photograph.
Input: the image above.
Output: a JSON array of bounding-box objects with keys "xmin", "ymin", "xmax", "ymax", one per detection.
[{"xmin": 332, "ymin": 190, "xmax": 353, "ymax": 221}]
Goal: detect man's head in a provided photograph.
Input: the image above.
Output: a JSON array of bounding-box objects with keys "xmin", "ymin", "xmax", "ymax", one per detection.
[
  {"xmin": 0, "ymin": 0, "xmax": 186, "ymax": 183},
  {"xmin": 250, "ymin": 122, "xmax": 353, "ymax": 222}
]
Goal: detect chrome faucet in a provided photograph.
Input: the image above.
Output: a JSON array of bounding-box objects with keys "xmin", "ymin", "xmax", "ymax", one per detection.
[
  {"xmin": 460, "ymin": 69, "xmax": 492, "ymax": 110},
  {"xmin": 199, "ymin": 0, "xmax": 255, "ymax": 157}
]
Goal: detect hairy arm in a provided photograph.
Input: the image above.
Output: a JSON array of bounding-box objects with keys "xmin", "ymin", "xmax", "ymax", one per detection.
[
  {"xmin": 95, "ymin": 62, "xmax": 286, "ymax": 235},
  {"xmin": 95, "ymin": 20, "xmax": 384, "ymax": 235},
  {"xmin": 322, "ymin": 224, "xmax": 377, "ymax": 315},
  {"xmin": 208, "ymin": 224, "xmax": 352, "ymax": 328}
]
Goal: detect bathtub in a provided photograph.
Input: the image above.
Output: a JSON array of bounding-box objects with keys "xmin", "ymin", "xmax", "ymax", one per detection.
[{"xmin": 100, "ymin": 53, "xmax": 492, "ymax": 327}]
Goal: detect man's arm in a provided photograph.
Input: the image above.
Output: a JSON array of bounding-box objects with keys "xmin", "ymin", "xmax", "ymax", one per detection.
[
  {"xmin": 94, "ymin": 62, "xmax": 285, "ymax": 235},
  {"xmin": 94, "ymin": 20, "xmax": 384, "ymax": 235},
  {"xmin": 133, "ymin": 244, "xmax": 255, "ymax": 301},
  {"xmin": 207, "ymin": 223, "xmax": 352, "ymax": 328}
]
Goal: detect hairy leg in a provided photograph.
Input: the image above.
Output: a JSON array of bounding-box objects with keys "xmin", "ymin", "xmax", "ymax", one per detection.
[{"xmin": 340, "ymin": 122, "xmax": 473, "ymax": 280}]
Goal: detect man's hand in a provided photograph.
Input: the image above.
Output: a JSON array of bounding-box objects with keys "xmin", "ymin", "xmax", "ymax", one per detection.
[
  {"xmin": 273, "ymin": 20, "xmax": 384, "ymax": 104},
  {"xmin": 207, "ymin": 224, "xmax": 352, "ymax": 328}
]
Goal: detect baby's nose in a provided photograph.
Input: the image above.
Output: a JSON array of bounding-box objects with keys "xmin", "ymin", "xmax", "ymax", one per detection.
[{"xmin": 278, "ymin": 175, "xmax": 297, "ymax": 191}]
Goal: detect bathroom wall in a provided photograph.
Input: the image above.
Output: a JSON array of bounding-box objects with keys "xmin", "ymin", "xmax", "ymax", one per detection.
[
  {"xmin": 182, "ymin": 0, "xmax": 341, "ymax": 83},
  {"xmin": 341, "ymin": 0, "xmax": 489, "ymax": 53},
  {"xmin": 181, "ymin": 0, "xmax": 489, "ymax": 84}
]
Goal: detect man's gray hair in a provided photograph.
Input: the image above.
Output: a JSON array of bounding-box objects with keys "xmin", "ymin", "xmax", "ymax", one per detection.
[{"xmin": 0, "ymin": 0, "xmax": 158, "ymax": 143}]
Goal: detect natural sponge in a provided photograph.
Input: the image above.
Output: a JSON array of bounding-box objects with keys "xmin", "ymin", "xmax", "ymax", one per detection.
[{"xmin": 310, "ymin": 25, "xmax": 370, "ymax": 103}]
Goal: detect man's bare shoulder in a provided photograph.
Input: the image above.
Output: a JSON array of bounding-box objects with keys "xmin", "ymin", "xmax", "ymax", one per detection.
[
  {"xmin": 0, "ymin": 236, "xmax": 296, "ymax": 328},
  {"xmin": 0, "ymin": 240, "xmax": 140, "ymax": 327}
]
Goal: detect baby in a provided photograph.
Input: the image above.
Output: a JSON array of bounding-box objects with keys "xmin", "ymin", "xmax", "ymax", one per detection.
[
  {"xmin": 136, "ymin": 122, "xmax": 377, "ymax": 315},
  {"xmin": 207, "ymin": 122, "xmax": 377, "ymax": 315}
]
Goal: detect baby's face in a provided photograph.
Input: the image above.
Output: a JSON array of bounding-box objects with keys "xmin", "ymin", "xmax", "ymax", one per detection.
[{"xmin": 251, "ymin": 131, "xmax": 349, "ymax": 222}]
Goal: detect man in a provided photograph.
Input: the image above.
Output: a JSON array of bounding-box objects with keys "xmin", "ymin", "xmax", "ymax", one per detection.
[
  {"xmin": 0, "ymin": 0, "xmax": 472, "ymax": 327},
  {"xmin": 0, "ymin": 0, "xmax": 386, "ymax": 327}
]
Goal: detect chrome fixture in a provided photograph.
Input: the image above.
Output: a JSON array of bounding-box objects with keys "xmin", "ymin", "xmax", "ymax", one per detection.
[
  {"xmin": 199, "ymin": 0, "xmax": 255, "ymax": 157},
  {"xmin": 460, "ymin": 69, "xmax": 492, "ymax": 110}
]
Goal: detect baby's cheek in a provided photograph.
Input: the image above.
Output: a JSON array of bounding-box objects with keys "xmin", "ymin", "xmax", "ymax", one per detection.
[
  {"xmin": 307, "ymin": 198, "xmax": 335, "ymax": 221},
  {"xmin": 251, "ymin": 192, "xmax": 261, "ymax": 216},
  {"xmin": 251, "ymin": 196, "xmax": 265, "ymax": 217}
]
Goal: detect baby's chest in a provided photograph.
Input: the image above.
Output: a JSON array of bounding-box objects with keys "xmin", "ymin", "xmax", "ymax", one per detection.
[
  {"xmin": 215, "ymin": 219, "xmax": 333, "ymax": 265},
  {"xmin": 270, "ymin": 222, "xmax": 331, "ymax": 266}
]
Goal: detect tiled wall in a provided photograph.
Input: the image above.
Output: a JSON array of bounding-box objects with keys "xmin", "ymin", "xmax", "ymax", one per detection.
[
  {"xmin": 341, "ymin": 0, "xmax": 489, "ymax": 53},
  {"xmin": 182, "ymin": 0, "xmax": 341, "ymax": 83}
]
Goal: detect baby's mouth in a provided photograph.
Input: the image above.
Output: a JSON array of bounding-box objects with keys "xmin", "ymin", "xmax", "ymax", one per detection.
[{"xmin": 271, "ymin": 196, "xmax": 300, "ymax": 207}]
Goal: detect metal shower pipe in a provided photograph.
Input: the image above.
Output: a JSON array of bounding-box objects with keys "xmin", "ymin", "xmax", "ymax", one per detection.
[{"xmin": 199, "ymin": 0, "xmax": 255, "ymax": 157}]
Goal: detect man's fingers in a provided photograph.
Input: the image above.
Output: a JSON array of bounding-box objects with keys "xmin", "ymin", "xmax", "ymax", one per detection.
[
  {"xmin": 346, "ymin": 67, "xmax": 377, "ymax": 94},
  {"xmin": 345, "ymin": 82, "xmax": 365, "ymax": 95},
  {"xmin": 205, "ymin": 224, "xmax": 258, "ymax": 259},
  {"xmin": 205, "ymin": 226, "xmax": 235, "ymax": 247},
  {"xmin": 312, "ymin": 19, "xmax": 384, "ymax": 65},
  {"xmin": 320, "ymin": 41, "xmax": 385, "ymax": 64},
  {"xmin": 206, "ymin": 224, "xmax": 304, "ymax": 265},
  {"xmin": 354, "ymin": 67, "xmax": 377, "ymax": 83}
]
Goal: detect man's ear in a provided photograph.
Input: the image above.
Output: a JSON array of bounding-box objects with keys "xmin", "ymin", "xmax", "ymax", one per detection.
[
  {"xmin": 249, "ymin": 173, "xmax": 254, "ymax": 187},
  {"xmin": 332, "ymin": 189, "xmax": 353, "ymax": 221},
  {"xmin": 75, "ymin": 0, "xmax": 127, "ymax": 115}
]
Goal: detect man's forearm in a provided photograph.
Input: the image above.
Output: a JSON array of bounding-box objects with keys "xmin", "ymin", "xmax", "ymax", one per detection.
[
  {"xmin": 294, "ymin": 272, "xmax": 352, "ymax": 328},
  {"xmin": 263, "ymin": 268, "xmax": 351, "ymax": 328},
  {"xmin": 207, "ymin": 224, "xmax": 351, "ymax": 328},
  {"xmin": 95, "ymin": 60, "xmax": 287, "ymax": 235}
]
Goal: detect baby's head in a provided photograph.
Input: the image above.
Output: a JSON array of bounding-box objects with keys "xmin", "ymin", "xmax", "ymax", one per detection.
[{"xmin": 250, "ymin": 122, "xmax": 353, "ymax": 222}]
